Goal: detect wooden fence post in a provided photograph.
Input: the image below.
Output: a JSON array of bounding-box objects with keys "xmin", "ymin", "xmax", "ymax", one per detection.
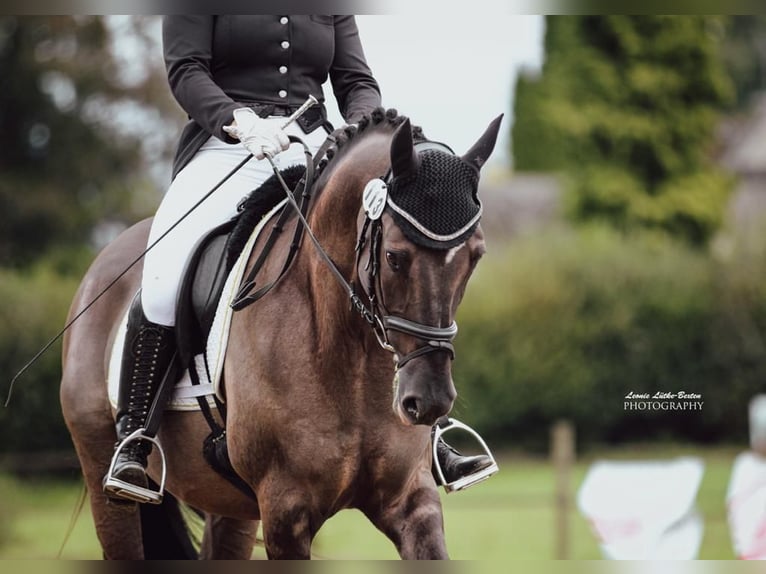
[{"xmin": 551, "ymin": 419, "xmax": 575, "ymax": 560}]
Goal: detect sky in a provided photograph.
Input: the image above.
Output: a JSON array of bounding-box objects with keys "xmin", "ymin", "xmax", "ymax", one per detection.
[{"xmin": 324, "ymin": 14, "xmax": 545, "ymax": 169}]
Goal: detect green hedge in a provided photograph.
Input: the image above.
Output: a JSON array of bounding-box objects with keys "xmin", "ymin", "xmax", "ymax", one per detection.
[
  {"xmin": 452, "ymin": 224, "xmax": 766, "ymax": 451},
  {"xmin": 0, "ymin": 263, "xmax": 81, "ymax": 454}
]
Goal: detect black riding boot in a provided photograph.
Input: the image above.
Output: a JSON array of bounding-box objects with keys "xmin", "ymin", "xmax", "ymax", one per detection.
[
  {"xmin": 432, "ymin": 417, "xmax": 495, "ymax": 488},
  {"xmin": 433, "ymin": 436, "xmax": 494, "ymax": 484},
  {"xmin": 103, "ymin": 291, "xmax": 177, "ymax": 504}
]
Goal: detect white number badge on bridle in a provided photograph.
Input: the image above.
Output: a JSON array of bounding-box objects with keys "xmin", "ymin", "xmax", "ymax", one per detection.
[{"xmin": 362, "ymin": 179, "xmax": 388, "ymax": 220}]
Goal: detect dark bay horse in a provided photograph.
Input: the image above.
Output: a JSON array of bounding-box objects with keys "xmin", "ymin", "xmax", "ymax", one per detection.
[{"xmin": 60, "ymin": 108, "xmax": 501, "ymax": 559}]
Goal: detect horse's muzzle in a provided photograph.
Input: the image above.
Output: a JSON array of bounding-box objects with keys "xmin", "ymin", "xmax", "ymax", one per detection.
[{"xmin": 395, "ymin": 366, "xmax": 457, "ymax": 426}]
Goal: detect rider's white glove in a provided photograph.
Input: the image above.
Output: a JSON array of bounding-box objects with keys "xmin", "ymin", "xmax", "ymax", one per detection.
[{"xmin": 223, "ymin": 108, "xmax": 290, "ymax": 160}]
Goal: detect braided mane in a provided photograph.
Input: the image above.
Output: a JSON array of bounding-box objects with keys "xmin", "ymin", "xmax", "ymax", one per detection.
[{"xmin": 315, "ymin": 107, "xmax": 425, "ymax": 180}]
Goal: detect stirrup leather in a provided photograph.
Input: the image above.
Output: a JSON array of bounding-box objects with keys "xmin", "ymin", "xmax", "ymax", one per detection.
[
  {"xmin": 432, "ymin": 418, "xmax": 499, "ymax": 493},
  {"xmin": 103, "ymin": 428, "xmax": 168, "ymax": 505}
]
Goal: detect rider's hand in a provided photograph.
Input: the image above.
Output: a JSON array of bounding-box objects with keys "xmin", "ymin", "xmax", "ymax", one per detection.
[{"xmin": 223, "ymin": 108, "xmax": 290, "ymax": 160}]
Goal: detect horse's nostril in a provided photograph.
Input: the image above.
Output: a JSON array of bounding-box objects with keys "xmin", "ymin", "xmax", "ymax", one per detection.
[{"xmin": 402, "ymin": 397, "xmax": 420, "ymax": 421}]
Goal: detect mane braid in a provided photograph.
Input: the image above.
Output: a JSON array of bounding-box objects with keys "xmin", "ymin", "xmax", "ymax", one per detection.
[{"xmin": 315, "ymin": 107, "xmax": 426, "ymax": 181}]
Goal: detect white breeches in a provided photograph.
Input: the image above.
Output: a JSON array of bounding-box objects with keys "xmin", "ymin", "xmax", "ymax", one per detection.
[{"xmin": 141, "ymin": 118, "xmax": 328, "ymax": 326}]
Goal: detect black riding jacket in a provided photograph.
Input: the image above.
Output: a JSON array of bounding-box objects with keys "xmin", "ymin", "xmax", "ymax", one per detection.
[{"xmin": 163, "ymin": 15, "xmax": 382, "ymax": 178}]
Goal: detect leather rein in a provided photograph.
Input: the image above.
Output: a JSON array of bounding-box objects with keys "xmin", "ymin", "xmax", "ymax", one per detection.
[{"xmin": 231, "ymin": 135, "xmax": 459, "ymax": 371}]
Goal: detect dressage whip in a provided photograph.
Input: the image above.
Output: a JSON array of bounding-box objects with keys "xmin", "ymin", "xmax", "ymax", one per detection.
[{"xmin": 5, "ymin": 95, "xmax": 319, "ymax": 407}]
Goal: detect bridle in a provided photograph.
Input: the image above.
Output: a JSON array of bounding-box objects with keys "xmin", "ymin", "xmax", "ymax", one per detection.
[
  {"xmin": 351, "ymin": 141, "xmax": 464, "ymax": 371},
  {"xmin": 350, "ymin": 213, "xmax": 459, "ymax": 370}
]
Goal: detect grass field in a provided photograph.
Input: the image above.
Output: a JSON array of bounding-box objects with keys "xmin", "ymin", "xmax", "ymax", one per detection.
[{"xmin": 0, "ymin": 445, "xmax": 744, "ymax": 560}]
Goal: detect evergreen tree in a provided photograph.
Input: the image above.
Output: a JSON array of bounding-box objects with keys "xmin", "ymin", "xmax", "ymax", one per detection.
[{"xmin": 512, "ymin": 16, "xmax": 734, "ymax": 245}]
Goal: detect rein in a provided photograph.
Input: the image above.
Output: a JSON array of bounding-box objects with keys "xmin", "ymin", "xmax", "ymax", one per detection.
[
  {"xmin": 230, "ymin": 134, "xmax": 330, "ymax": 311},
  {"xmin": 236, "ymin": 134, "xmax": 459, "ymax": 371}
]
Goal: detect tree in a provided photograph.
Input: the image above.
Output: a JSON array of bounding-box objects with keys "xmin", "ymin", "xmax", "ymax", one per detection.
[
  {"xmin": 512, "ymin": 16, "xmax": 734, "ymax": 245},
  {"xmin": 0, "ymin": 17, "xmax": 182, "ymax": 455},
  {"xmin": 0, "ymin": 16, "xmax": 181, "ymax": 268}
]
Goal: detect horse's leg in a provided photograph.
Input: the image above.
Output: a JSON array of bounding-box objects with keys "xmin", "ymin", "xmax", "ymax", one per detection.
[
  {"xmin": 199, "ymin": 515, "xmax": 260, "ymax": 559},
  {"xmin": 256, "ymin": 484, "xmax": 319, "ymax": 559},
  {"xmin": 60, "ymin": 222, "xmax": 152, "ymax": 559},
  {"xmin": 363, "ymin": 471, "xmax": 449, "ymax": 560},
  {"xmin": 61, "ymin": 376, "xmax": 145, "ymax": 559}
]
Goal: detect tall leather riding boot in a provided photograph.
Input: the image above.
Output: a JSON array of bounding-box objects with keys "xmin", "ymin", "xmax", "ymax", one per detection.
[
  {"xmin": 103, "ymin": 291, "xmax": 177, "ymax": 503},
  {"xmin": 432, "ymin": 419, "xmax": 494, "ymax": 486}
]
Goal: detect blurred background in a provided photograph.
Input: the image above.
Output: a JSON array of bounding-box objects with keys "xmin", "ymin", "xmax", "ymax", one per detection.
[{"xmin": 1, "ymin": 14, "xmax": 766, "ymax": 559}]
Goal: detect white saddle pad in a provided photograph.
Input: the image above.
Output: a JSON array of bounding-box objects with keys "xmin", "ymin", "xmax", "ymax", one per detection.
[{"xmin": 107, "ymin": 199, "xmax": 287, "ymax": 411}]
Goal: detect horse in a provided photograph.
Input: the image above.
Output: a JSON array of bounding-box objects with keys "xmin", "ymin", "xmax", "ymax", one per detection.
[{"xmin": 60, "ymin": 108, "xmax": 502, "ymax": 559}]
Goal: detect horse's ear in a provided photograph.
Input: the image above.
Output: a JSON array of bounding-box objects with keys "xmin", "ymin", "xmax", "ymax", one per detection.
[
  {"xmin": 390, "ymin": 118, "xmax": 419, "ymax": 179},
  {"xmin": 461, "ymin": 114, "xmax": 504, "ymax": 171}
]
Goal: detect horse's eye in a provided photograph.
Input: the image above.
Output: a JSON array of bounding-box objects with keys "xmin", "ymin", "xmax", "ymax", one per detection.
[{"xmin": 386, "ymin": 251, "xmax": 402, "ymax": 272}]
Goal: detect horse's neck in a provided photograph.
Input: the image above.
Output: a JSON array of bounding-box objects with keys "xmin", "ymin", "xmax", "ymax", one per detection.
[
  {"xmin": 309, "ymin": 131, "xmax": 392, "ymax": 261},
  {"xmin": 310, "ymin": 132, "xmax": 392, "ymax": 241},
  {"xmin": 303, "ymin": 133, "xmax": 392, "ymax": 357}
]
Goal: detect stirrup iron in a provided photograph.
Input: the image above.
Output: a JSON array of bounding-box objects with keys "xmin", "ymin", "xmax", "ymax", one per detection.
[
  {"xmin": 103, "ymin": 428, "xmax": 168, "ymax": 505},
  {"xmin": 433, "ymin": 418, "xmax": 499, "ymax": 493}
]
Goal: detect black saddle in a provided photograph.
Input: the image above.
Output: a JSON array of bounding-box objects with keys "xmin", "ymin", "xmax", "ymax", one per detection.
[{"xmin": 174, "ymin": 218, "xmax": 236, "ymax": 376}]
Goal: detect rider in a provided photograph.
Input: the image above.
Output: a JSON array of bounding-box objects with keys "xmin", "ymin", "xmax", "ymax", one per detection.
[{"xmin": 104, "ymin": 15, "xmax": 494, "ymax": 503}]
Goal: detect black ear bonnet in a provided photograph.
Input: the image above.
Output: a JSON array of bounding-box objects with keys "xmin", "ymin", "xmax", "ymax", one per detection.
[{"xmin": 386, "ymin": 144, "xmax": 482, "ymax": 250}]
